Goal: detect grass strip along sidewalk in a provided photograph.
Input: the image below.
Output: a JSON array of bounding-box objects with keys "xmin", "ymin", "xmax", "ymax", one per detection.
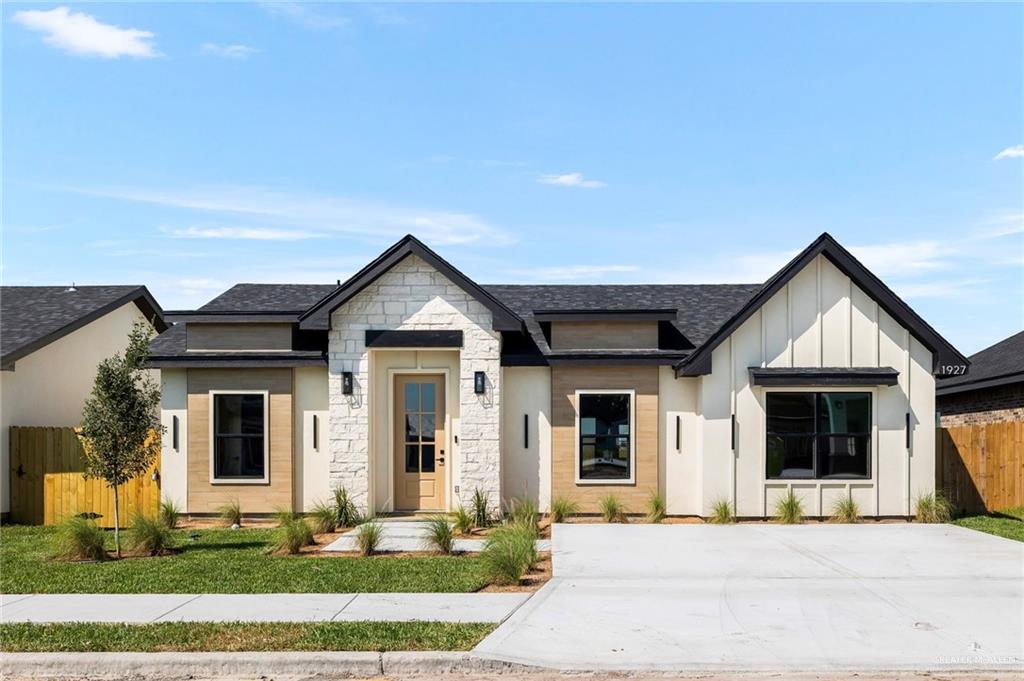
[
  {"xmin": 0, "ymin": 622, "xmax": 495, "ymax": 652},
  {"xmin": 0, "ymin": 525, "xmax": 489, "ymax": 594}
]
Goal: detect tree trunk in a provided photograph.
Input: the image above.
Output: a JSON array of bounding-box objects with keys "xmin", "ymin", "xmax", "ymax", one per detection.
[{"xmin": 113, "ymin": 482, "xmax": 121, "ymax": 558}]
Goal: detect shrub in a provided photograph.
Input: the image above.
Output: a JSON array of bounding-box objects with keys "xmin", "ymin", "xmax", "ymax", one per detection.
[
  {"xmin": 158, "ymin": 498, "xmax": 181, "ymax": 529},
  {"xmin": 356, "ymin": 519, "xmax": 383, "ymax": 556},
  {"xmin": 709, "ymin": 498, "xmax": 735, "ymax": 524},
  {"xmin": 481, "ymin": 524, "xmax": 538, "ymax": 586},
  {"xmin": 270, "ymin": 516, "xmax": 315, "ymax": 555},
  {"xmin": 915, "ymin": 492, "xmax": 953, "ymax": 523},
  {"xmin": 126, "ymin": 514, "xmax": 174, "ymax": 556},
  {"xmin": 506, "ymin": 497, "xmax": 539, "ymax": 536},
  {"xmin": 273, "ymin": 506, "xmax": 298, "ymax": 525},
  {"xmin": 599, "ymin": 493, "xmax": 628, "ymax": 523},
  {"xmin": 423, "ymin": 515, "xmax": 455, "ymax": 554},
  {"xmin": 549, "ymin": 496, "xmax": 579, "ymax": 524},
  {"xmin": 646, "ymin": 492, "xmax": 667, "ymax": 524},
  {"xmin": 451, "ymin": 507, "xmax": 474, "ymax": 535},
  {"xmin": 830, "ymin": 496, "xmax": 861, "ymax": 523},
  {"xmin": 774, "ymin": 490, "xmax": 804, "ymax": 524},
  {"xmin": 218, "ymin": 499, "xmax": 242, "ymax": 527},
  {"xmin": 471, "ymin": 488, "xmax": 492, "ymax": 528},
  {"xmin": 333, "ymin": 487, "xmax": 362, "ymax": 528},
  {"xmin": 52, "ymin": 517, "xmax": 107, "ymax": 562},
  {"xmin": 308, "ymin": 500, "xmax": 338, "ymax": 534}
]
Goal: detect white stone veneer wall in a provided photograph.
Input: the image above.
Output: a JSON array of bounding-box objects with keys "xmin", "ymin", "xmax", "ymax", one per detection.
[{"xmin": 328, "ymin": 255, "xmax": 502, "ymax": 513}]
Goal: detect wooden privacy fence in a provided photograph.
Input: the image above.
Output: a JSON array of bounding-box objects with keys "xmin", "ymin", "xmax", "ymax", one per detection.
[
  {"xmin": 8, "ymin": 427, "xmax": 161, "ymax": 527},
  {"xmin": 937, "ymin": 421, "xmax": 1024, "ymax": 514}
]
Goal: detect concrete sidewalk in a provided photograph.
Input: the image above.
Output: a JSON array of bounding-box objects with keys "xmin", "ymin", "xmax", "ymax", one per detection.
[{"xmin": 0, "ymin": 592, "xmax": 531, "ymax": 624}]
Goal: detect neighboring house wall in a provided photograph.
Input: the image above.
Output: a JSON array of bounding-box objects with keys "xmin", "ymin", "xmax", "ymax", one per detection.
[
  {"xmin": 0, "ymin": 302, "xmax": 147, "ymax": 514},
  {"xmin": 938, "ymin": 384, "xmax": 1024, "ymax": 426},
  {"xmin": 185, "ymin": 368, "xmax": 294, "ymax": 514},
  {"xmin": 294, "ymin": 366, "xmax": 330, "ymax": 511},
  {"xmin": 501, "ymin": 367, "xmax": 552, "ymax": 510},
  {"xmin": 698, "ymin": 255, "xmax": 935, "ymax": 517},
  {"xmin": 327, "ymin": 255, "xmax": 502, "ymax": 513},
  {"xmin": 551, "ymin": 365, "xmax": 659, "ymax": 513}
]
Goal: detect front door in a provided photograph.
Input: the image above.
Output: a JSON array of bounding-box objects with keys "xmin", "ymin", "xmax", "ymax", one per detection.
[{"xmin": 394, "ymin": 374, "xmax": 446, "ymax": 511}]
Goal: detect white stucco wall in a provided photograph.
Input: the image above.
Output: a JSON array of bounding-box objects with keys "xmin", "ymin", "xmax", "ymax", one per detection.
[
  {"xmin": 294, "ymin": 366, "xmax": 330, "ymax": 511},
  {"xmin": 500, "ymin": 367, "xmax": 552, "ymax": 510},
  {"xmin": 1, "ymin": 302, "xmax": 149, "ymax": 513},
  {"xmin": 698, "ymin": 255, "xmax": 935, "ymax": 517},
  {"xmin": 159, "ymin": 368, "xmax": 188, "ymax": 509},
  {"xmin": 327, "ymin": 255, "xmax": 502, "ymax": 513}
]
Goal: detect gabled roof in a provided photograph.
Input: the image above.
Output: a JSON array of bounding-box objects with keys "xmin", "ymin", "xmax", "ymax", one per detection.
[
  {"xmin": 298, "ymin": 235, "xmax": 523, "ymax": 332},
  {"xmin": 675, "ymin": 233, "xmax": 968, "ymax": 377},
  {"xmin": 1, "ymin": 285, "xmax": 165, "ymax": 369},
  {"xmin": 937, "ymin": 330, "xmax": 1024, "ymax": 396}
]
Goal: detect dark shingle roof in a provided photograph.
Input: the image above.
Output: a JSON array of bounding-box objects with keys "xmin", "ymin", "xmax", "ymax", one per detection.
[
  {"xmin": 198, "ymin": 284, "xmax": 338, "ymax": 313},
  {"xmin": 938, "ymin": 330, "xmax": 1024, "ymax": 393},
  {"xmin": 1, "ymin": 286, "xmax": 164, "ymax": 367}
]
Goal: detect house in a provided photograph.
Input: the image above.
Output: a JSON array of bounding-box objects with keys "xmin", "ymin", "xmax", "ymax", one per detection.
[
  {"xmin": 1, "ymin": 286, "xmax": 166, "ymax": 516},
  {"xmin": 149, "ymin": 233, "xmax": 966, "ymax": 518},
  {"xmin": 937, "ymin": 330, "xmax": 1024, "ymax": 426}
]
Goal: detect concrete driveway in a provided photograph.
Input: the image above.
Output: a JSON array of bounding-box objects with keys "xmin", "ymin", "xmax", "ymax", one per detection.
[{"xmin": 475, "ymin": 523, "xmax": 1024, "ymax": 672}]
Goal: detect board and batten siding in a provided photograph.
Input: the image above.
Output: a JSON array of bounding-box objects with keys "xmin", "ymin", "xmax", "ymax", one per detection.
[
  {"xmin": 700, "ymin": 254, "xmax": 935, "ymax": 517},
  {"xmin": 185, "ymin": 368, "xmax": 294, "ymax": 513},
  {"xmin": 551, "ymin": 365, "xmax": 659, "ymax": 513}
]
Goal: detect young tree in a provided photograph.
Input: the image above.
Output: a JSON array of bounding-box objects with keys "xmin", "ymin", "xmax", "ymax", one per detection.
[{"xmin": 79, "ymin": 320, "xmax": 163, "ymax": 557}]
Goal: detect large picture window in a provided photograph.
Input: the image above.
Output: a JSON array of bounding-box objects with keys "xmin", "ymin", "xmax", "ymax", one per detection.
[
  {"xmin": 212, "ymin": 392, "xmax": 267, "ymax": 482},
  {"xmin": 766, "ymin": 392, "xmax": 871, "ymax": 480},
  {"xmin": 577, "ymin": 391, "xmax": 633, "ymax": 482}
]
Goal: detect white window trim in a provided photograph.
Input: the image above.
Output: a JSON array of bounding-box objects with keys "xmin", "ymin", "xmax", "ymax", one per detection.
[
  {"xmin": 209, "ymin": 389, "xmax": 270, "ymax": 485},
  {"xmin": 574, "ymin": 388, "xmax": 636, "ymax": 485}
]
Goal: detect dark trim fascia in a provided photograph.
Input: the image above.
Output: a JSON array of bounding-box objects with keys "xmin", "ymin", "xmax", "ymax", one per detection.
[
  {"xmin": 749, "ymin": 367, "xmax": 899, "ymax": 387},
  {"xmin": 365, "ymin": 329, "xmax": 463, "ymax": 348},
  {"xmin": 936, "ymin": 372, "xmax": 1024, "ymax": 397},
  {"xmin": 166, "ymin": 312, "xmax": 300, "ymax": 323},
  {"xmin": 532, "ymin": 309, "xmax": 678, "ymax": 322},
  {"xmin": 500, "ymin": 354, "xmax": 550, "ymax": 367},
  {"xmin": 298, "ymin": 235, "xmax": 523, "ymax": 332},
  {"xmin": 146, "ymin": 353, "xmax": 326, "ymax": 369},
  {"xmin": 675, "ymin": 233, "xmax": 969, "ymax": 378},
  {"xmin": 1, "ymin": 287, "xmax": 166, "ymax": 368}
]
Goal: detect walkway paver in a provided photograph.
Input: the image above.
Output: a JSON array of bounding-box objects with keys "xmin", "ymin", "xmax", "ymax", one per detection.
[
  {"xmin": 0, "ymin": 592, "xmax": 531, "ymax": 624},
  {"xmin": 322, "ymin": 520, "xmax": 551, "ymax": 553}
]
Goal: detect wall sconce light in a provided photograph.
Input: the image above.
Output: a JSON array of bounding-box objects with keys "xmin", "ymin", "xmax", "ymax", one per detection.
[
  {"xmin": 172, "ymin": 415, "xmax": 179, "ymax": 451},
  {"xmin": 474, "ymin": 371, "xmax": 486, "ymax": 394},
  {"xmin": 342, "ymin": 372, "xmax": 354, "ymax": 395},
  {"xmin": 313, "ymin": 414, "xmax": 320, "ymax": 451}
]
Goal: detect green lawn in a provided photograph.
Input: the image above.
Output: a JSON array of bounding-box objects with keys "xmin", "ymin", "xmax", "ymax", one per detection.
[
  {"xmin": 0, "ymin": 525, "xmax": 489, "ymax": 594},
  {"xmin": 0, "ymin": 621, "xmax": 494, "ymax": 652},
  {"xmin": 950, "ymin": 506, "xmax": 1024, "ymax": 542}
]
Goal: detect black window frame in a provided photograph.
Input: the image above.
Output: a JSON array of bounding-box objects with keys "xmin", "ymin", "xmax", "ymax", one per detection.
[
  {"xmin": 576, "ymin": 391, "xmax": 634, "ymax": 483},
  {"xmin": 211, "ymin": 392, "xmax": 268, "ymax": 482},
  {"xmin": 765, "ymin": 391, "xmax": 872, "ymax": 481}
]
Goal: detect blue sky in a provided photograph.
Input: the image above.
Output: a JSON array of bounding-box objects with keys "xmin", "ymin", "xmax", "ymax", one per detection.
[{"xmin": 3, "ymin": 2, "xmax": 1021, "ymax": 355}]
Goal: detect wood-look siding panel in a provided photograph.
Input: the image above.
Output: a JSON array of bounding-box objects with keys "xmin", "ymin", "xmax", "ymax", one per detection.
[
  {"xmin": 186, "ymin": 369, "xmax": 294, "ymax": 513},
  {"xmin": 186, "ymin": 324, "xmax": 293, "ymax": 351},
  {"xmin": 551, "ymin": 366, "xmax": 659, "ymax": 512},
  {"xmin": 550, "ymin": 322, "xmax": 659, "ymax": 350}
]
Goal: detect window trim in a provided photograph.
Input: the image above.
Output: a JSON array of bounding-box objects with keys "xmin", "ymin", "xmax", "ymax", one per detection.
[
  {"xmin": 209, "ymin": 389, "xmax": 270, "ymax": 485},
  {"xmin": 762, "ymin": 387, "xmax": 876, "ymax": 482},
  {"xmin": 574, "ymin": 388, "xmax": 636, "ymax": 485}
]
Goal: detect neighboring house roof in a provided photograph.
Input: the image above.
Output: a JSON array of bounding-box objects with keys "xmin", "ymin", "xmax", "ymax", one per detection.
[
  {"xmin": 675, "ymin": 233, "xmax": 969, "ymax": 377},
  {"xmin": 199, "ymin": 283, "xmax": 338, "ymax": 314},
  {"xmin": 298, "ymin": 235, "xmax": 523, "ymax": 331},
  {"xmin": 937, "ymin": 330, "xmax": 1024, "ymax": 396},
  {"xmin": 1, "ymin": 285, "xmax": 165, "ymax": 370}
]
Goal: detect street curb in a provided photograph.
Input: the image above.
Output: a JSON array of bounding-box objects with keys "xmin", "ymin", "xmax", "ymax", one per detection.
[{"xmin": 0, "ymin": 651, "xmax": 541, "ymax": 678}]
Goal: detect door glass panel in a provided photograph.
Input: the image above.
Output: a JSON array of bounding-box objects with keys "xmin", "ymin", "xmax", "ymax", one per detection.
[
  {"xmin": 420, "ymin": 415, "xmax": 435, "ymax": 442},
  {"xmin": 421, "ymin": 445, "xmax": 435, "ymax": 473},
  {"xmin": 421, "ymin": 383, "xmax": 436, "ymax": 412},
  {"xmin": 404, "ymin": 383, "xmax": 419, "ymax": 411},
  {"xmin": 405, "ymin": 445, "xmax": 419, "ymax": 473},
  {"xmin": 405, "ymin": 414, "xmax": 420, "ymax": 441}
]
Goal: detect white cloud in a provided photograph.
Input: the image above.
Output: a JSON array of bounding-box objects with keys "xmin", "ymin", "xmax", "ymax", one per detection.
[
  {"xmin": 165, "ymin": 226, "xmax": 324, "ymax": 241},
  {"xmin": 200, "ymin": 43, "xmax": 259, "ymax": 60},
  {"xmin": 259, "ymin": 2, "xmax": 350, "ymax": 30},
  {"xmin": 71, "ymin": 184, "xmax": 514, "ymax": 246},
  {"xmin": 993, "ymin": 145, "xmax": 1024, "ymax": 161},
  {"xmin": 537, "ymin": 172, "xmax": 607, "ymax": 189},
  {"xmin": 11, "ymin": 7, "xmax": 159, "ymax": 59},
  {"xmin": 510, "ymin": 264, "xmax": 640, "ymax": 281}
]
